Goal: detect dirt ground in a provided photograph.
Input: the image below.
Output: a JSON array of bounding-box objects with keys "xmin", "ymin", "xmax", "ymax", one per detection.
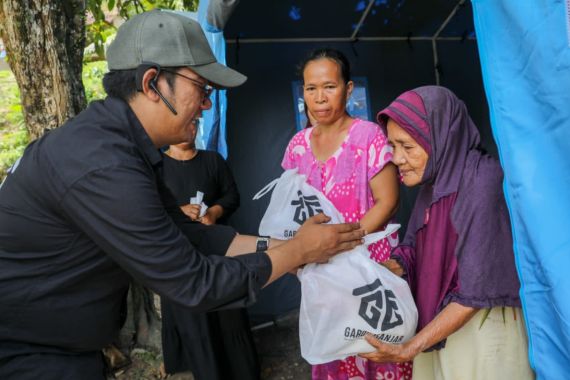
[
  {"xmin": 253, "ymin": 311, "xmax": 311, "ymax": 380},
  {"xmin": 110, "ymin": 310, "xmax": 310, "ymax": 380}
]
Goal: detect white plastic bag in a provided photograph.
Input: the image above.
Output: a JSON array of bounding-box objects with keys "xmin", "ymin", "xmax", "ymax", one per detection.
[
  {"xmin": 254, "ymin": 169, "xmax": 417, "ymax": 364},
  {"xmin": 253, "ymin": 168, "xmax": 398, "ymax": 245},
  {"xmin": 298, "ymin": 238, "xmax": 418, "ymax": 364},
  {"xmin": 253, "ymin": 169, "xmax": 344, "ymax": 239}
]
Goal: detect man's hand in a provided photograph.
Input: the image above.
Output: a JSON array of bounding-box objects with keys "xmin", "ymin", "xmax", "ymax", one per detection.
[
  {"xmin": 358, "ymin": 334, "xmax": 417, "ymax": 363},
  {"xmin": 180, "ymin": 204, "xmax": 202, "ymax": 221},
  {"xmin": 382, "ymin": 259, "xmax": 405, "ymax": 277},
  {"xmin": 262, "ymin": 213, "xmax": 364, "ymax": 285},
  {"xmin": 292, "ymin": 213, "xmax": 365, "ymax": 264}
]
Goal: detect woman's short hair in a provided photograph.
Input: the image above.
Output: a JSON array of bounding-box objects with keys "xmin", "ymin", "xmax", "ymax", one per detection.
[{"xmin": 298, "ymin": 48, "xmax": 351, "ymax": 84}]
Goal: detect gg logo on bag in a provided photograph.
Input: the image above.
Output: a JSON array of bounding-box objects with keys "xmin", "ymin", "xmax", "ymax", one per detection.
[
  {"xmin": 352, "ymin": 279, "xmax": 404, "ymax": 331},
  {"xmin": 290, "ymin": 190, "xmax": 323, "ymax": 225}
]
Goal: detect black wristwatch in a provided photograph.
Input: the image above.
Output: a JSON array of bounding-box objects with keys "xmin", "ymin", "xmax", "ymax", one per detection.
[{"xmin": 256, "ymin": 236, "xmax": 270, "ymax": 252}]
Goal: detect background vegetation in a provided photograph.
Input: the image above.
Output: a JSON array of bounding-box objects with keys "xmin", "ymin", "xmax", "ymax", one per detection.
[
  {"xmin": 0, "ymin": 61, "xmax": 107, "ymax": 181},
  {"xmin": 0, "ymin": 0, "xmax": 198, "ymax": 182}
]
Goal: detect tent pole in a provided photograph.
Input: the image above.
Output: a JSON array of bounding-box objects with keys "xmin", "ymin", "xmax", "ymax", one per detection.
[
  {"xmin": 432, "ymin": 0, "xmax": 467, "ymax": 85},
  {"xmin": 433, "ymin": 0, "xmax": 467, "ymax": 40},
  {"xmin": 350, "ymin": 0, "xmax": 376, "ymax": 41},
  {"xmin": 432, "ymin": 39, "xmax": 440, "ymax": 85},
  {"xmin": 225, "ymin": 36, "xmax": 473, "ymax": 44}
]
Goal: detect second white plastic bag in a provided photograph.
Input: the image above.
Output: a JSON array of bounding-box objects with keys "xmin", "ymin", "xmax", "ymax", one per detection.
[{"xmin": 298, "ymin": 242, "xmax": 418, "ymax": 365}]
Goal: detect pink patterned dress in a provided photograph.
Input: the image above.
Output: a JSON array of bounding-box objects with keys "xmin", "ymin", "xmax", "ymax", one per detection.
[{"xmin": 282, "ymin": 119, "xmax": 412, "ymax": 380}]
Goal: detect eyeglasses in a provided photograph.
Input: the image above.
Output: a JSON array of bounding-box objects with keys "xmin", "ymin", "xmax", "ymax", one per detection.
[{"xmin": 162, "ymin": 69, "xmax": 214, "ymax": 101}]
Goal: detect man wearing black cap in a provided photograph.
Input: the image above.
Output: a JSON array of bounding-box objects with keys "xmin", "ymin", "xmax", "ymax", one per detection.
[{"xmin": 0, "ymin": 10, "xmax": 364, "ymax": 379}]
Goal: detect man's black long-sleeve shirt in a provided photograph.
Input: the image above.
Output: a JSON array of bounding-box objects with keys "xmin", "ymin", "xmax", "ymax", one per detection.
[{"xmin": 0, "ymin": 97, "xmax": 271, "ymax": 355}]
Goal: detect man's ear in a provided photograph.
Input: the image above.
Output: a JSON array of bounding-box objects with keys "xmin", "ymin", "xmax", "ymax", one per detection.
[{"xmin": 140, "ymin": 68, "xmax": 161, "ymax": 102}]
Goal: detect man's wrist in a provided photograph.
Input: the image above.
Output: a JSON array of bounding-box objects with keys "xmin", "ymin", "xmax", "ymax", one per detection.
[{"xmin": 279, "ymin": 238, "xmax": 306, "ymax": 266}]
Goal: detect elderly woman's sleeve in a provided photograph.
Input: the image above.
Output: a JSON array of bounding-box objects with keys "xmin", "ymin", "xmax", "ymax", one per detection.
[
  {"xmin": 391, "ymin": 245, "xmax": 415, "ymax": 286},
  {"xmin": 446, "ymin": 159, "xmax": 521, "ymax": 309}
]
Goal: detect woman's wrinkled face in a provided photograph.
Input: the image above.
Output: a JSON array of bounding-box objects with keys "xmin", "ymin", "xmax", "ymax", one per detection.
[
  {"xmin": 303, "ymin": 58, "xmax": 353, "ymax": 126},
  {"xmin": 386, "ymin": 118, "xmax": 429, "ymax": 187}
]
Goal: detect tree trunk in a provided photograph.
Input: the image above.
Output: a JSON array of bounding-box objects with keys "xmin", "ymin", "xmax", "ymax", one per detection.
[
  {"xmin": 0, "ymin": 0, "xmax": 86, "ymax": 140},
  {"xmin": 120, "ymin": 283, "xmax": 163, "ymax": 351}
]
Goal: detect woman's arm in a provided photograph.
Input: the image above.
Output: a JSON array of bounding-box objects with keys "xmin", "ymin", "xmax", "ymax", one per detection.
[
  {"xmin": 359, "ymin": 302, "xmax": 478, "ymax": 363},
  {"xmin": 360, "ymin": 163, "xmax": 399, "ymax": 234}
]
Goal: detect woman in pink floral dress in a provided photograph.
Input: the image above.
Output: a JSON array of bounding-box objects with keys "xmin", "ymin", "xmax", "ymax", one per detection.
[{"xmin": 282, "ymin": 48, "xmax": 413, "ymax": 380}]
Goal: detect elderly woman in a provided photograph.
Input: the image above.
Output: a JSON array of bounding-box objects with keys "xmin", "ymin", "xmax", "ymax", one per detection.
[{"xmin": 360, "ymin": 86, "xmax": 534, "ymax": 379}]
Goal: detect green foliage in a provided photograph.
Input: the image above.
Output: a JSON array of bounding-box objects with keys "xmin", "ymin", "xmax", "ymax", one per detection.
[
  {"xmin": 2, "ymin": 0, "xmax": 201, "ymax": 179},
  {"xmin": 0, "ymin": 61, "xmax": 113, "ymax": 180},
  {"xmin": 0, "ymin": 70, "xmax": 27, "ymax": 182},
  {"xmin": 83, "ymin": 61, "xmax": 108, "ymax": 102},
  {"xmin": 478, "ymin": 306, "xmax": 512, "ymax": 329},
  {"xmin": 0, "ymin": 129, "xmax": 27, "ymax": 181},
  {"xmin": 478, "ymin": 308, "xmax": 492, "ymax": 329},
  {"xmin": 0, "ymin": 71, "xmax": 24, "ymax": 128},
  {"xmin": 85, "ymin": 0, "xmax": 199, "ymax": 61}
]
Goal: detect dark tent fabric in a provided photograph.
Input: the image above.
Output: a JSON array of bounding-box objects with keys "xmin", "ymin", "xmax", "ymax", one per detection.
[{"xmin": 222, "ymin": 0, "xmax": 495, "ymax": 323}]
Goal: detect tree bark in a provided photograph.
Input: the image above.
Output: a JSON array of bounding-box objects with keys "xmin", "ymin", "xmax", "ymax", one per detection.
[
  {"xmin": 0, "ymin": 0, "xmax": 87, "ymax": 140},
  {"xmin": 120, "ymin": 283, "xmax": 163, "ymax": 351}
]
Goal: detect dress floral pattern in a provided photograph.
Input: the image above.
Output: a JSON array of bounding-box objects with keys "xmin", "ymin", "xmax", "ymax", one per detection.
[{"xmin": 282, "ymin": 119, "xmax": 412, "ymax": 380}]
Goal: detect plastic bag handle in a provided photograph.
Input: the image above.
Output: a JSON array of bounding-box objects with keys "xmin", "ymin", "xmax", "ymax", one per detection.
[
  {"xmin": 252, "ymin": 177, "xmax": 280, "ymax": 200},
  {"xmin": 363, "ymin": 223, "xmax": 401, "ymax": 246}
]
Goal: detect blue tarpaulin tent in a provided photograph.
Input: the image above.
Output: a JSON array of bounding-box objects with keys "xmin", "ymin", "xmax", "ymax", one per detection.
[
  {"xmin": 175, "ymin": 0, "xmax": 237, "ymax": 158},
  {"xmin": 473, "ymin": 1, "xmax": 570, "ymax": 378}
]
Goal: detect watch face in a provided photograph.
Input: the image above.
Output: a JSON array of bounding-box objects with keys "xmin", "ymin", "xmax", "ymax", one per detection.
[{"xmin": 256, "ymin": 238, "xmax": 269, "ymax": 252}]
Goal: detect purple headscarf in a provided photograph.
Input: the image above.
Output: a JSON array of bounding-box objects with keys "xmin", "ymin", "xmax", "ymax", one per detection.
[{"xmin": 377, "ymin": 86, "xmax": 521, "ymax": 349}]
